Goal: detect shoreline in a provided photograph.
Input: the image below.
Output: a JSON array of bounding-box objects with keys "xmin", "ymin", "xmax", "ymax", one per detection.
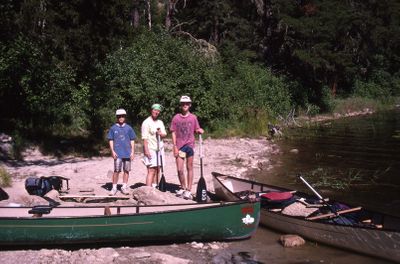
[
  {"xmin": 0, "ymin": 111, "xmax": 389, "ymax": 263},
  {"xmin": 0, "ymin": 137, "xmax": 276, "ymax": 264},
  {"xmin": 0, "ymin": 137, "xmax": 275, "ymax": 204}
]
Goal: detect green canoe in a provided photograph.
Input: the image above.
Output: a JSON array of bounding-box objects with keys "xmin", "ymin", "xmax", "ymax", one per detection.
[{"xmin": 0, "ymin": 201, "xmax": 260, "ymax": 245}]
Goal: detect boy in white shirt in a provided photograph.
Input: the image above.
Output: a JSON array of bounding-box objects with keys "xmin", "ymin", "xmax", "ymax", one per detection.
[{"xmin": 141, "ymin": 104, "xmax": 167, "ymax": 187}]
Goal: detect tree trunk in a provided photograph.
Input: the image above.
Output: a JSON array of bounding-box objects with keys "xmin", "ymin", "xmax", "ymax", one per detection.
[
  {"xmin": 330, "ymin": 74, "xmax": 338, "ymax": 97},
  {"xmin": 146, "ymin": 0, "xmax": 152, "ymax": 30},
  {"xmin": 165, "ymin": 0, "xmax": 174, "ymax": 30},
  {"xmin": 131, "ymin": 0, "xmax": 140, "ymax": 28},
  {"xmin": 211, "ymin": 16, "xmax": 219, "ymax": 44}
]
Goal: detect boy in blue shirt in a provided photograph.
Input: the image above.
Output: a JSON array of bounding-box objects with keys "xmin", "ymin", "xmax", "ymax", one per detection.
[{"xmin": 107, "ymin": 109, "xmax": 137, "ymax": 195}]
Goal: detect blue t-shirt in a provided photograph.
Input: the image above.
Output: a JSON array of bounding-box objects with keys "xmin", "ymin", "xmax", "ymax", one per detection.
[{"xmin": 107, "ymin": 123, "xmax": 137, "ymax": 158}]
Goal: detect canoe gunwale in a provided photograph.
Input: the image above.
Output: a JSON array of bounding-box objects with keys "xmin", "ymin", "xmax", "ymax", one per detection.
[{"xmin": 0, "ymin": 200, "xmax": 257, "ymax": 220}]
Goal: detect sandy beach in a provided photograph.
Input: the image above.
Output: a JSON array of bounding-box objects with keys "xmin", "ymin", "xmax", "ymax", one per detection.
[
  {"xmin": 1, "ymin": 137, "xmax": 274, "ymax": 204},
  {"xmin": 0, "ymin": 137, "xmax": 278, "ymax": 264}
]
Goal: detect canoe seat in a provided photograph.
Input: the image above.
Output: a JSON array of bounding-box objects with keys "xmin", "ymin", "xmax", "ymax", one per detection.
[
  {"xmin": 260, "ymin": 192, "xmax": 296, "ymax": 209},
  {"xmin": 28, "ymin": 205, "xmax": 53, "ymax": 215}
]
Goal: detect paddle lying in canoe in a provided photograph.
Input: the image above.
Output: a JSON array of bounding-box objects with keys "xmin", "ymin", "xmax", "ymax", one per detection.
[
  {"xmin": 212, "ymin": 172, "xmax": 400, "ymax": 263},
  {"xmin": 298, "ymin": 175, "xmax": 362, "ymax": 221}
]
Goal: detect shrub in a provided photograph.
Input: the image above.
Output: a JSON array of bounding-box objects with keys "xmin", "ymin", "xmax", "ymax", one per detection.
[{"xmin": 0, "ymin": 166, "xmax": 11, "ymax": 187}]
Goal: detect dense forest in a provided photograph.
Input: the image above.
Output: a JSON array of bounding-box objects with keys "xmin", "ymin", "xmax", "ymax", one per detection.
[{"xmin": 1, "ymin": 0, "xmax": 399, "ymax": 151}]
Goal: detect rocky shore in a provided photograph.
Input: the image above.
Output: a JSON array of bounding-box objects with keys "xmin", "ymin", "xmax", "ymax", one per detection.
[{"xmin": 0, "ymin": 137, "xmax": 277, "ymax": 264}]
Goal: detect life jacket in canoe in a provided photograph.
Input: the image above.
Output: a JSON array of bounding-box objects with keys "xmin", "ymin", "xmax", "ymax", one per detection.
[
  {"xmin": 25, "ymin": 176, "xmax": 68, "ymax": 196},
  {"xmin": 260, "ymin": 191, "xmax": 296, "ymax": 209}
]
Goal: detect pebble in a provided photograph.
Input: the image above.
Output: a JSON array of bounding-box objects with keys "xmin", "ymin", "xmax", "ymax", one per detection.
[
  {"xmin": 280, "ymin": 234, "xmax": 306, "ymax": 247},
  {"xmin": 290, "ymin": 148, "xmax": 299, "ymax": 154},
  {"xmin": 191, "ymin": 241, "xmax": 204, "ymax": 249},
  {"xmin": 130, "ymin": 252, "xmax": 151, "ymax": 259},
  {"xmin": 209, "ymin": 243, "xmax": 220, "ymax": 250}
]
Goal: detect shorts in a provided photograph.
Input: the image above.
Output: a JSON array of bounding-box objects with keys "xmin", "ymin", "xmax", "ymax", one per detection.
[
  {"xmin": 114, "ymin": 158, "xmax": 131, "ymax": 172},
  {"xmin": 178, "ymin": 145, "xmax": 194, "ymax": 158},
  {"xmin": 142, "ymin": 148, "xmax": 165, "ymax": 168}
]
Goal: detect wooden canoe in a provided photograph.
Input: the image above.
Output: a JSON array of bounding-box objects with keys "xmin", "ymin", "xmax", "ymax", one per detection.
[
  {"xmin": 0, "ymin": 200, "xmax": 260, "ymax": 245},
  {"xmin": 212, "ymin": 172, "xmax": 400, "ymax": 263}
]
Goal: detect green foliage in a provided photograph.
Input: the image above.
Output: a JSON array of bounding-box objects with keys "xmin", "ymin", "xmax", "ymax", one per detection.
[
  {"xmin": 1, "ymin": 0, "xmax": 400, "ymax": 150},
  {"xmin": 353, "ymin": 70, "xmax": 397, "ymax": 99},
  {"xmin": 228, "ymin": 61, "xmax": 292, "ymax": 117},
  {"xmin": 0, "ymin": 36, "xmax": 90, "ymax": 135},
  {"xmin": 96, "ymin": 32, "xmax": 293, "ymax": 136},
  {"xmin": 96, "ymin": 32, "xmax": 218, "ymax": 130},
  {"xmin": 0, "ymin": 166, "xmax": 11, "ymax": 187}
]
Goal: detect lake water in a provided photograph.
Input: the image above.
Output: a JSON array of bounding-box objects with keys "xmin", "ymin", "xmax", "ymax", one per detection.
[
  {"xmin": 256, "ymin": 108, "xmax": 400, "ymax": 216},
  {"xmin": 241, "ymin": 108, "xmax": 400, "ymax": 263}
]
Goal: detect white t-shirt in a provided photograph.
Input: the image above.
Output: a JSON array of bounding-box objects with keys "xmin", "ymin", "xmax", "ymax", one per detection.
[{"xmin": 141, "ymin": 116, "xmax": 167, "ymax": 151}]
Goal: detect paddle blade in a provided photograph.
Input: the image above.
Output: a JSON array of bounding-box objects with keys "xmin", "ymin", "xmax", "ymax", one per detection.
[
  {"xmin": 196, "ymin": 176, "xmax": 207, "ymax": 203},
  {"xmin": 158, "ymin": 174, "xmax": 167, "ymax": 192}
]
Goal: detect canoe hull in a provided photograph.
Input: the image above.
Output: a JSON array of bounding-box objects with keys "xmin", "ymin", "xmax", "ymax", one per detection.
[
  {"xmin": 212, "ymin": 172, "xmax": 400, "ymax": 263},
  {"xmin": 261, "ymin": 210, "xmax": 400, "ymax": 262},
  {"xmin": 0, "ymin": 201, "xmax": 260, "ymax": 245}
]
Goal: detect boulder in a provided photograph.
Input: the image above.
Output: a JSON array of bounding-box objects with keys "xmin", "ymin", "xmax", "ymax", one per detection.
[
  {"xmin": 280, "ymin": 234, "xmax": 305, "ymax": 247},
  {"xmin": 132, "ymin": 186, "xmax": 195, "ymax": 205},
  {"xmin": 44, "ymin": 189, "xmax": 61, "ymax": 203}
]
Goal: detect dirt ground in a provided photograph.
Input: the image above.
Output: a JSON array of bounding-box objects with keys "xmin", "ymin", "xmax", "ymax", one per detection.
[{"xmin": 0, "ymin": 137, "xmax": 278, "ymax": 264}]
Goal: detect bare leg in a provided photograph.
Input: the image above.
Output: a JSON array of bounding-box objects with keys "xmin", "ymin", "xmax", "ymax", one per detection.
[
  {"xmin": 112, "ymin": 172, "xmax": 119, "ymax": 184},
  {"xmin": 123, "ymin": 171, "xmax": 129, "ymax": 184},
  {"xmin": 186, "ymin": 156, "xmax": 194, "ymax": 192},
  {"xmin": 176, "ymin": 157, "xmax": 186, "ymax": 189},
  {"xmin": 154, "ymin": 167, "xmax": 159, "ymax": 185},
  {"xmin": 146, "ymin": 167, "xmax": 157, "ymax": 186}
]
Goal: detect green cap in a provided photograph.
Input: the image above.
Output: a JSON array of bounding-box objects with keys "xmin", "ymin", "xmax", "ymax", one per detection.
[{"xmin": 151, "ymin": 104, "xmax": 162, "ymax": 111}]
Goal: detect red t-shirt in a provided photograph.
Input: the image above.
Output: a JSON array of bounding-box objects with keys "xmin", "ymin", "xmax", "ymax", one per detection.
[{"xmin": 170, "ymin": 113, "xmax": 200, "ymax": 149}]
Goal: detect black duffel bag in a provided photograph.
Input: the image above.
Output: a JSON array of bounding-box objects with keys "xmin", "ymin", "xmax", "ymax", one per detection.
[{"xmin": 25, "ymin": 176, "xmax": 69, "ymax": 196}]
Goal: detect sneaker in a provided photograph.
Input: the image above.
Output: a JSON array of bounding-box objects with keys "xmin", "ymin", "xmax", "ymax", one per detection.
[
  {"xmin": 109, "ymin": 188, "xmax": 117, "ymax": 196},
  {"xmin": 175, "ymin": 189, "xmax": 185, "ymax": 197},
  {"xmin": 121, "ymin": 186, "xmax": 130, "ymax": 195},
  {"xmin": 183, "ymin": 190, "xmax": 193, "ymax": 200}
]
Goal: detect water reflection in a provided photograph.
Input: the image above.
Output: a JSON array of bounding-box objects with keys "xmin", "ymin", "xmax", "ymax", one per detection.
[{"xmin": 255, "ymin": 109, "xmax": 400, "ymax": 216}]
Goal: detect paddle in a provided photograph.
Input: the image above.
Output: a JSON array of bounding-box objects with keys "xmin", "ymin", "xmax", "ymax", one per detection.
[
  {"xmin": 155, "ymin": 130, "xmax": 160, "ymax": 187},
  {"xmin": 298, "ymin": 174, "xmax": 342, "ymax": 218},
  {"xmin": 306, "ymin": 206, "xmax": 362, "ymax": 220},
  {"xmin": 157, "ymin": 131, "xmax": 167, "ymax": 192},
  {"xmin": 196, "ymin": 134, "xmax": 207, "ymax": 203}
]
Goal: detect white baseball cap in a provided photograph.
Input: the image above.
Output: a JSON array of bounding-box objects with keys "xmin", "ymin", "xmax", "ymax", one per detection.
[
  {"xmin": 179, "ymin": 95, "xmax": 192, "ymax": 103},
  {"xmin": 115, "ymin": 109, "xmax": 127, "ymax": 116}
]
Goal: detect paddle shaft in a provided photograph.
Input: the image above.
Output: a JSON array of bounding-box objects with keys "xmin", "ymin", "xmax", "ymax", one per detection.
[
  {"xmin": 306, "ymin": 206, "xmax": 362, "ymax": 221},
  {"xmin": 299, "ymin": 175, "xmax": 323, "ymax": 200},
  {"xmin": 199, "ymin": 134, "xmax": 204, "ymax": 178},
  {"xmin": 158, "ymin": 135, "xmax": 164, "ymax": 174},
  {"xmin": 298, "ymin": 174, "xmax": 340, "ymax": 217},
  {"xmin": 156, "ymin": 130, "xmax": 160, "ymax": 183}
]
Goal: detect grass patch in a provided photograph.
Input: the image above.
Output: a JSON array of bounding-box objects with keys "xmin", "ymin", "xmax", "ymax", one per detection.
[
  {"xmin": 303, "ymin": 167, "xmax": 363, "ymax": 190},
  {"xmin": 333, "ymin": 96, "xmax": 399, "ymax": 115},
  {"xmin": 208, "ymin": 109, "xmax": 273, "ymax": 138},
  {"xmin": 0, "ymin": 166, "xmax": 12, "ymax": 187}
]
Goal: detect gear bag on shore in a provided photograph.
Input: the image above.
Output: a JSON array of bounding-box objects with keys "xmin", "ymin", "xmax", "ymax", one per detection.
[{"xmin": 25, "ymin": 176, "xmax": 69, "ymax": 196}]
